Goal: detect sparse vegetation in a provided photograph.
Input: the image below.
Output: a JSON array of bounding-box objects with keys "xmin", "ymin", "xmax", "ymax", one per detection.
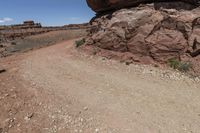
[
  {"xmin": 168, "ymin": 58, "xmax": 192, "ymax": 72},
  {"xmin": 178, "ymin": 62, "xmax": 192, "ymax": 72},
  {"xmin": 168, "ymin": 58, "xmax": 180, "ymax": 69},
  {"xmin": 75, "ymin": 38, "xmax": 85, "ymax": 48}
]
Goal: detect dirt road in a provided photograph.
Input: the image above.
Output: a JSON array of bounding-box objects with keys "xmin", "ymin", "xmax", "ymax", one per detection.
[{"xmin": 1, "ymin": 39, "xmax": 200, "ymax": 133}]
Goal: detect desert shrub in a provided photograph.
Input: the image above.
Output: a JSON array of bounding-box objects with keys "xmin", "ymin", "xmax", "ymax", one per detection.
[
  {"xmin": 168, "ymin": 58, "xmax": 192, "ymax": 72},
  {"xmin": 168, "ymin": 58, "xmax": 180, "ymax": 69},
  {"xmin": 75, "ymin": 38, "xmax": 85, "ymax": 48},
  {"xmin": 178, "ymin": 62, "xmax": 192, "ymax": 72}
]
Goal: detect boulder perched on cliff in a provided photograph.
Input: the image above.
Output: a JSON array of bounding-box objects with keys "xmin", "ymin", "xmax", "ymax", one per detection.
[
  {"xmin": 87, "ymin": 0, "xmax": 200, "ymax": 13},
  {"xmin": 85, "ymin": 2, "xmax": 200, "ymax": 74}
]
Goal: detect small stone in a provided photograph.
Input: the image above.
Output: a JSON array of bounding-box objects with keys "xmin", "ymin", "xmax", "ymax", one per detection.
[
  {"xmin": 51, "ymin": 115, "xmax": 55, "ymax": 119},
  {"xmin": 4, "ymin": 94, "xmax": 9, "ymax": 97},
  {"xmin": 195, "ymin": 77, "xmax": 200, "ymax": 82},
  {"xmin": 24, "ymin": 113, "xmax": 34, "ymax": 121},
  {"xmin": 95, "ymin": 128, "xmax": 100, "ymax": 132},
  {"xmin": 10, "ymin": 119, "xmax": 14, "ymax": 122},
  {"xmin": 80, "ymin": 118, "xmax": 84, "ymax": 122},
  {"xmin": 84, "ymin": 107, "xmax": 88, "ymax": 111},
  {"xmin": 0, "ymin": 68, "xmax": 6, "ymax": 73},
  {"xmin": 17, "ymin": 124, "xmax": 21, "ymax": 127}
]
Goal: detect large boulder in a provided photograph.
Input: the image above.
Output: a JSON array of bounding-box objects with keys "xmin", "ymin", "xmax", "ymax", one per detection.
[
  {"xmin": 85, "ymin": 2, "xmax": 200, "ymax": 74},
  {"xmin": 86, "ymin": 0, "xmax": 200, "ymax": 13}
]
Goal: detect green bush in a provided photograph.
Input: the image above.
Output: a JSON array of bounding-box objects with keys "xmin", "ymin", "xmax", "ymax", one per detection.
[
  {"xmin": 168, "ymin": 58, "xmax": 180, "ymax": 69},
  {"xmin": 168, "ymin": 58, "xmax": 192, "ymax": 72},
  {"xmin": 75, "ymin": 38, "xmax": 85, "ymax": 48}
]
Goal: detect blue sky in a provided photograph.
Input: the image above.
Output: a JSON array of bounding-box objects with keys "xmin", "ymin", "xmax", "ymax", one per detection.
[{"xmin": 0, "ymin": 0, "xmax": 95, "ymax": 26}]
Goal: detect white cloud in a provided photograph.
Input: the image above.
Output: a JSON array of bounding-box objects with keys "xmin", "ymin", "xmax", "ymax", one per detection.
[{"xmin": 0, "ymin": 17, "xmax": 13, "ymax": 23}]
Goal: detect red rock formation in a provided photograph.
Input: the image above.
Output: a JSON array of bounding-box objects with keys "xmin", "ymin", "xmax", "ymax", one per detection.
[
  {"xmin": 87, "ymin": 0, "xmax": 199, "ymax": 13},
  {"xmin": 85, "ymin": 2, "xmax": 200, "ymax": 74}
]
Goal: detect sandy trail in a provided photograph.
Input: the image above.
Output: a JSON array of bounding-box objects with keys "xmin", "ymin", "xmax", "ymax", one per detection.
[{"xmin": 1, "ymin": 39, "xmax": 200, "ymax": 133}]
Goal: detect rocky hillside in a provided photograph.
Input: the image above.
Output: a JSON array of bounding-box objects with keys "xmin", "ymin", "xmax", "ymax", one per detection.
[{"xmin": 85, "ymin": 2, "xmax": 200, "ymax": 75}]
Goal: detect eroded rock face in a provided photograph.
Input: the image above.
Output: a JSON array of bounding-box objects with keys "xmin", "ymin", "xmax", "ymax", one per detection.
[
  {"xmin": 85, "ymin": 3, "xmax": 200, "ymax": 74},
  {"xmin": 87, "ymin": 0, "xmax": 200, "ymax": 13}
]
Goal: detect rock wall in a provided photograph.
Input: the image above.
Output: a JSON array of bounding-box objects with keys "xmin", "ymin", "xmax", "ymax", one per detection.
[{"xmin": 85, "ymin": 2, "xmax": 200, "ymax": 74}]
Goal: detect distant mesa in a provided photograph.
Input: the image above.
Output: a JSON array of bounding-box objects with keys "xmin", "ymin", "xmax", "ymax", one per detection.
[
  {"xmin": 0, "ymin": 20, "xmax": 42, "ymax": 30},
  {"xmin": 23, "ymin": 20, "xmax": 35, "ymax": 25},
  {"xmin": 23, "ymin": 20, "xmax": 41, "ymax": 27}
]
